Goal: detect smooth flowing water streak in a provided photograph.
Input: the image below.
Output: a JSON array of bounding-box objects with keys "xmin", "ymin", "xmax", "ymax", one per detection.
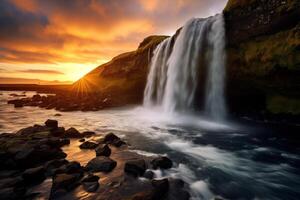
[
  {"xmin": 144, "ymin": 14, "xmax": 227, "ymax": 120},
  {"xmin": 204, "ymin": 15, "xmax": 227, "ymax": 120}
]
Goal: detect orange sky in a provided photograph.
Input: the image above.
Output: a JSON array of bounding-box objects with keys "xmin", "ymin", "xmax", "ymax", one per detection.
[{"xmin": 0, "ymin": 0, "xmax": 227, "ymax": 84}]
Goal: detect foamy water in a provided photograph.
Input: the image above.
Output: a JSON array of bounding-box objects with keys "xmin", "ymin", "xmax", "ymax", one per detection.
[{"xmin": 1, "ymin": 91, "xmax": 300, "ymax": 200}]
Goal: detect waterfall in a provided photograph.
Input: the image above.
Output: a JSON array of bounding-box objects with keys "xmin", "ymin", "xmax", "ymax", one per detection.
[{"xmin": 144, "ymin": 14, "xmax": 227, "ymax": 120}]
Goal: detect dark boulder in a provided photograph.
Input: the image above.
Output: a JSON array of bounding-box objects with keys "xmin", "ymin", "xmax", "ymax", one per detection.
[
  {"xmin": 65, "ymin": 127, "xmax": 82, "ymax": 138},
  {"xmin": 81, "ymin": 174, "xmax": 100, "ymax": 192},
  {"xmin": 51, "ymin": 173, "xmax": 80, "ymax": 198},
  {"xmin": 112, "ymin": 139, "xmax": 126, "ymax": 147},
  {"xmin": 79, "ymin": 141, "xmax": 98, "ymax": 149},
  {"xmin": 45, "ymin": 159, "xmax": 68, "ymax": 176},
  {"xmin": 85, "ymin": 157, "xmax": 117, "ymax": 172},
  {"xmin": 79, "ymin": 138, "xmax": 85, "ymax": 142},
  {"xmin": 151, "ymin": 156, "xmax": 173, "ymax": 169},
  {"xmin": 0, "ymin": 187, "xmax": 25, "ymax": 200},
  {"xmin": 0, "ymin": 177, "xmax": 23, "ymax": 189},
  {"xmin": 45, "ymin": 119, "xmax": 58, "ymax": 129},
  {"xmin": 124, "ymin": 159, "xmax": 146, "ymax": 177},
  {"xmin": 143, "ymin": 170, "xmax": 155, "ymax": 180},
  {"xmin": 82, "ymin": 131, "xmax": 96, "ymax": 137},
  {"xmin": 22, "ymin": 166, "xmax": 46, "ymax": 185},
  {"xmin": 103, "ymin": 133, "xmax": 120, "ymax": 143},
  {"xmin": 95, "ymin": 144, "xmax": 111, "ymax": 157},
  {"xmin": 103, "ymin": 133, "xmax": 126, "ymax": 147},
  {"xmin": 151, "ymin": 178, "xmax": 169, "ymax": 199},
  {"xmin": 51, "ymin": 127, "xmax": 65, "ymax": 137}
]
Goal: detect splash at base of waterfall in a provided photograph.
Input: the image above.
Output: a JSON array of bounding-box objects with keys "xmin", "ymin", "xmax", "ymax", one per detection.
[{"xmin": 143, "ymin": 14, "xmax": 227, "ymax": 121}]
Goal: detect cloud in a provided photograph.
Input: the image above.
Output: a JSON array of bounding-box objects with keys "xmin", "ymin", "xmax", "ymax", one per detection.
[
  {"xmin": 18, "ymin": 69, "xmax": 64, "ymax": 74},
  {"xmin": 0, "ymin": 0, "xmax": 227, "ymax": 82}
]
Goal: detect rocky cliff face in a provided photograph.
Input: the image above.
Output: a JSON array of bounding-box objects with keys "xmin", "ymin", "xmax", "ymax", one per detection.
[
  {"xmin": 224, "ymin": 0, "xmax": 300, "ymax": 117},
  {"xmin": 73, "ymin": 36, "xmax": 168, "ymax": 105}
]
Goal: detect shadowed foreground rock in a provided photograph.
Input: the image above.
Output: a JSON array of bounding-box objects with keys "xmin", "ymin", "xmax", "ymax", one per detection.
[{"xmin": 0, "ymin": 119, "xmax": 190, "ymax": 199}]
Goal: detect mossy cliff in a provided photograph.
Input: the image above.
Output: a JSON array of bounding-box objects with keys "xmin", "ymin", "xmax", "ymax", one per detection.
[
  {"xmin": 73, "ymin": 36, "xmax": 168, "ymax": 105},
  {"xmin": 224, "ymin": 0, "xmax": 300, "ymax": 116}
]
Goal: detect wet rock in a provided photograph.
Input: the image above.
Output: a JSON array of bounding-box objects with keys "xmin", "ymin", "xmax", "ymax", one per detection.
[
  {"xmin": 103, "ymin": 133, "xmax": 126, "ymax": 147},
  {"xmin": 124, "ymin": 159, "xmax": 146, "ymax": 177},
  {"xmin": 32, "ymin": 94, "xmax": 42, "ymax": 101},
  {"xmin": 0, "ymin": 177, "xmax": 23, "ymax": 189},
  {"xmin": 103, "ymin": 133, "xmax": 120, "ymax": 143},
  {"xmin": 143, "ymin": 170, "xmax": 155, "ymax": 180},
  {"xmin": 45, "ymin": 159, "xmax": 68, "ymax": 176},
  {"xmin": 79, "ymin": 141, "xmax": 98, "ymax": 149},
  {"xmin": 95, "ymin": 144, "xmax": 111, "ymax": 157},
  {"xmin": 82, "ymin": 131, "xmax": 96, "ymax": 137},
  {"xmin": 151, "ymin": 156, "xmax": 173, "ymax": 169},
  {"xmin": 55, "ymin": 161, "xmax": 83, "ymax": 175},
  {"xmin": 54, "ymin": 113, "xmax": 62, "ymax": 116},
  {"xmin": 51, "ymin": 127, "xmax": 65, "ymax": 137},
  {"xmin": 65, "ymin": 127, "xmax": 82, "ymax": 138},
  {"xmin": 46, "ymin": 137, "xmax": 70, "ymax": 148},
  {"xmin": 82, "ymin": 181, "xmax": 99, "ymax": 192},
  {"xmin": 0, "ymin": 187, "xmax": 24, "ymax": 200},
  {"xmin": 85, "ymin": 157, "xmax": 117, "ymax": 172},
  {"xmin": 45, "ymin": 119, "xmax": 58, "ymax": 129},
  {"xmin": 22, "ymin": 166, "xmax": 46, "ymax": 185},
  {"xmin": 81, "ymin": 174, "xmax": 100, "ymax": 192},
  {"xmin": 51, "ymin": 173, "xmax": 80, "ymax": 194},
  {"xmin": 112, "ymin": 139, "xmax": 126, "ymax": 147},
  {"xmin": 79, "ymin": 138, "xmax": 85, "ymax": 142},
  {"xmin": 82, "ymin": 174, "xmax": 100, "ymax": 183},
  {"xmin": 151, "ymin": 178, "xmax": 169, "ymax": 199}
]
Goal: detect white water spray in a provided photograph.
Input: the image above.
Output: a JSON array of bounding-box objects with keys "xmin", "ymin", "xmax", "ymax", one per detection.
[{"xmin": 144, "ymin": 14, "xmax": 227, "ymax": 120}]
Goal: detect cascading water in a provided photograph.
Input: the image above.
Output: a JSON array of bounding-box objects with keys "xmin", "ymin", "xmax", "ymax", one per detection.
[{"xmin": 144, "ymin": 14, "xmax": 227, "ymax": 120}]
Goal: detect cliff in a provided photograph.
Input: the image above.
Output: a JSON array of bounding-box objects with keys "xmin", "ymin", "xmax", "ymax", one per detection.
[
  {"xmin": 224, "ymin": 0, "xmax": 300, "ymax": 117},
  {"xmin": 73, "ymin": 36, "xmax": 168, "ymax": 105}
]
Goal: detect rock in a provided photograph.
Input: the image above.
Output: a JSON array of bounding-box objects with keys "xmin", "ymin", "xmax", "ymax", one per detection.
[
  {"xmin": 54, "ymin": 113, "xmax": 62, "ymax": 116},
  {"xmin": 0, "ymin": 187, "xmax": 24, "ymax": 200},
  {"xmin": 45, "ymin": 159, "xmax": 68, "ymax": 176},
  {"xmin": 143, "ymin": 170, "xmax": 154, "ymax": 180},
  {"xmin": 82, "ymin": 131, "xmax": 96, "ymax": 137},
  {"xmin": 103, "ymin": 133, "xmax": 126, "ymax": 147},
  {"xmin": 112, "ymin": 139, "xmax": 126, "ymax": 147},
  {"xmin": 151, "ymin": 156, "xmax": 173, "ymax": 169},
  {"xmin": 95, "ymin": 144, "xmax": 111, "ymax": 157},
  {"xmin": 81, "ymin": 174, "xmax": 100, "ymax": 192},
  {"xmin": 55, "ymin": 161, "xmax": 83, "ymax": 175},
  {"xmin": 103, "ymin": 133, "xmax": 120, "ymax": 143},
  {"xmin": 0, "ymin": 177, "xmax": 23, "ymax": 189},
  {"xmin": 65, "ymin": 127, "xmax": 82, "ymax": 138},
  {"xmin": 51, "ymin": 127, "xmax": 65, "ymax": 137},
  {"xmin": 51, "ymin": 173, "xmax": 80, "ymax": 193},
  {"xmin": 79, "ymin": 138, "xmax": 85, "ymax": 142},
  {"xmin": 32, "ymin": 94, "xmax": 41, "ymax": 101},
  {"xmin": 85, "ymin": 157, "xmax": 117, "ymax": 172},
  {"xmin": 45, "ymin": 119, "xmax": 58, "ymax": 129},
  {"xmin": 151, "ymin": 178, "xmax": 169, "ymax": 199},
  {"xmin": 22, "ymin": 166, "xmax": 46, "ymax": 185},
  {"xmin": 82, "ymin": 174, "xmax": 100, "ymax": 183},
  {"xmin": 79, "ymin": 141, "xmax": 98, "ymax": 149},
  {"xmin": 124, "ymin": 159, "xmax": 146, "ymax": 177},
  {"xmin": 82, "ymin": 181, "xmax": 99, "ymax": 192}
]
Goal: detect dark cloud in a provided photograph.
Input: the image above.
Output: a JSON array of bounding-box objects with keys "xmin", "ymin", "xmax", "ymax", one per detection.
[
  {"xmin": 0, "ymin": 0, "xmax": 227, "ymax": 82},
  {"xmin": 18, "ymin": 69, "xmax": 64, "ymax": 74}
]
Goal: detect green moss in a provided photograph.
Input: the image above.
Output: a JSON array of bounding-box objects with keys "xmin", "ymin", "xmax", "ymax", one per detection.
[
  {"xmin": 227, "ymin": 24, "xmax": 300, "ymax": 76},
  {"xmin": 267, "ymin": 95, "xmax": 300, "ymax": 114}
]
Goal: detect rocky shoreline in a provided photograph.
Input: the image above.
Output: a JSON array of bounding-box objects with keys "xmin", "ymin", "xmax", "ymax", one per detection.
[{"xmin": 0, "ymin": 120, "xmax": 190, "ymax": 200}]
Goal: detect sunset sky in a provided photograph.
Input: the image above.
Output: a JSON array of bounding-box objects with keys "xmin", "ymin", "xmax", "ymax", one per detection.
[{"xmin": 0, "ymin": 0, "xmax": 227, "ymax": 84}]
